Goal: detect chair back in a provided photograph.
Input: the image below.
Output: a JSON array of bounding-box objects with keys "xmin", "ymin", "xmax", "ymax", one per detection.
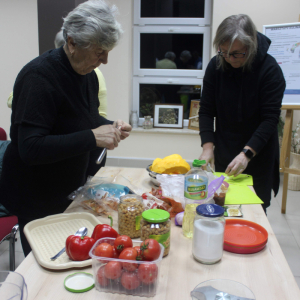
[
  {"xmin": 0, "ymin": 216, "xmax": 18, "ymax": 241},
  {"xmin": 0, "ymin": 127, "xmax": 7, "ymax": 141}
]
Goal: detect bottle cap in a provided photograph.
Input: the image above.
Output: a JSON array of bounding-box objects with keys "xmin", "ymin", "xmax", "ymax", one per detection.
[
  {"xmin": 196, "ymin": 204, "xmax": 225, "ymax": 217},
  {"xmin": 142, "ymin": 209, "xmax": 170, "ymax": 223},
  {"xmin": 192, "ymin": 159, "xmax": 206, "ymax": 167}
]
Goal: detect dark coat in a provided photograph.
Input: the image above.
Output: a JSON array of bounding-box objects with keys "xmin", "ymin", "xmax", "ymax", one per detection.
[
  {"xmin": 0, "ymin": 46, "xmax": 112, "ymax": 219},
  {"xmin": 199, "ymin": 32, "xmax": 286, "ymax": 207}
]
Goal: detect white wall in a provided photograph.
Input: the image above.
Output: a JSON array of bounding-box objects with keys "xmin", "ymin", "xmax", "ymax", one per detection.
[
  {"xmin": 0, "ymin": 0, "xmax": 39, "ymax": 136},
  {"xmin": 1, "ymin": 0, "xmax": 299, "ymax": 162}
]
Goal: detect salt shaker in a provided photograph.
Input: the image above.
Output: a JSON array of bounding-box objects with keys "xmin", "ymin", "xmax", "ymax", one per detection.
[
  {"xmin": 130, "ymin": 110, "xmax": 139, "ymax": 128},
  {"xmin": 192, "ymin": 204, "xmax": 225, "ymax": 264}
]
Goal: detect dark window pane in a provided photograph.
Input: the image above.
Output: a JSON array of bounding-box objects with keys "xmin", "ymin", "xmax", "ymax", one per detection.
[
  {"xmin": 140, "ymin": 33, "xmax": 203, "ymax": 70},
  {"xmin": 141, "ymin": 0, "xmax": 205, "ymax": 18},
  {"xmin": 139, "ymin": 84, "xmax": 201, "ymax": 119}
]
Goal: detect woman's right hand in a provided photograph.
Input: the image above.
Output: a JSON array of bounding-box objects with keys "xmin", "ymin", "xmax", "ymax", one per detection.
[
  {"xmin": 199, "ymin": 142, "xmax": 215, "ymax": 170},
  {"xmin": 91, "ymin": 124, "xmax": 121, "ymax": 149}
]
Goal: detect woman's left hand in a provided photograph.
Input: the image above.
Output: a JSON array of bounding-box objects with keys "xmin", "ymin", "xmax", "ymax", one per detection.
[
  {"xmin": 225, "ymin": 153, "xmax": 249, "ymax": 177},
  {"xmin": 113, "ymin": 119, "xmax": 132, "ymax": 140}
]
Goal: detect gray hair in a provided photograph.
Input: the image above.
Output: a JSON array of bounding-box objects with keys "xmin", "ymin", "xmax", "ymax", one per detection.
[
  {"xmin": 54, "ymin": 30, "xmax": 65, "ymax": 48},
  {"xmin": 165, "ymin": 51, "xmax": 176, "ymax": 60},
  {"xmin": 62, "ymin": 0, "xmax": 123, "ymax": 50},
  {"xmin": 213, "ymin": 14, "xmax": 257, "ymax": 71}
]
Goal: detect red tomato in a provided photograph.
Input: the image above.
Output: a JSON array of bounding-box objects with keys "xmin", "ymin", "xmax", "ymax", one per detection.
[
  {"xmin": 133, "ymin": 246, "xmax": 141, "ymax": 254},
  {"xmin": 97, "ymin": 265, "xmax": 109, "ymax": 287},
  {"xmin": 133, "ymin": 246, "xmax": 143, "ymax": 260},
  {"xmin": 119, "ymin": 247, "xmax": 138, "ymax": 271},
  {"xmin": 112, "ymin": 247, "xmax": 119, "ymax": 258},
  {"xmin": 121, "ymin": 272, "xmax": 140, "ymax": 290},
  {"xmin": 138, "ymin": 263, "xmax": 158, "ymax": 284},
  {"xmin": 114, "ymin": 235, "xmax": 133, "ymax": 253},
  {"xmin": 94, "ymin": 243, "xmax": 114, "ymax": 258},
  {"xmin": 140, "ymin": 239, "xmax": 161, "ymax": 261},
  {"xmin": 104, "ymin": 261, "xmax": 122, "ymax": 279}
]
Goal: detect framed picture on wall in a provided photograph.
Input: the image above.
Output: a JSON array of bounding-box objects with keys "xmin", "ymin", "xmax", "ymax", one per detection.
[
  {"xmin": 188, "ymin": 100, "xmax": 200, "ymax": 130},
  {"xmin": 153, "ymin": 104, "xmax": 184, "ymax": 129}
]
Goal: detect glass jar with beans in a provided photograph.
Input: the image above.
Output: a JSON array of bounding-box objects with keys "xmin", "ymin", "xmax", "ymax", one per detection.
[
  {"xmin": 118, "ymin": 194, "xmax": 145, "ymax": 239},
  {"xmin": 140, "ymin": 209, "xmax": 171, "ymax": 257}
]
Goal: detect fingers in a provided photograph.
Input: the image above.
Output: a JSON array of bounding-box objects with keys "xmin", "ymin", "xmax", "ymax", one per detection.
[
  {"xmin": 225, "ymin": 154, "xmax": 248, "ymax": 176},
  {"xmin": 115, "ymin": 120, "xmax": 131, "ymax": 140},
  {"xmin": 93, "ymin": 120, "xmax": 131, "ymax": 149},
  {"xmin": 236, "ymin": 168, "xmax": 244, "ymax": 176}
]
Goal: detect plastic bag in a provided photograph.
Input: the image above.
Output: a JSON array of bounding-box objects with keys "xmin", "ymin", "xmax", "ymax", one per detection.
[
  {"xmin": 156, "ymin": 174, "xmax": 185, "ymax": 206},
  {"xmin": 68, "ymin": 176, "xmax": 130, "ymax": 215},
  {"xmin": 151, "ymin": 186, "xmax": 184, "ymax": 218},
  {"xmin": 207, "ymin": 175, "xmax": 225, "ymax": 198}
]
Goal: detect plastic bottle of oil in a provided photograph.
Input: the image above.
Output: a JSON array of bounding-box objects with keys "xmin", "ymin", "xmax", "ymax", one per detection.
[{"xmin": 182, "ymin": 159, "xmax": 208, "ymax": 238}]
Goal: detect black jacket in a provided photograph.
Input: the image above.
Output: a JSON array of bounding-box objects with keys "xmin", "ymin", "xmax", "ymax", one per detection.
[
  {"xmin": 0, "ymin": 46, "xmax": 112, "ymax": 218},
  {"xmin": 199, "ymin": 32, "xmax": 286, "ymax": 205}
]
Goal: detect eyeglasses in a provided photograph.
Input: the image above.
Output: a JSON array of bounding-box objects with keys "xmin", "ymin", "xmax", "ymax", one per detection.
[{"xmin": 218, "ymin": 51, "xmax": 246, "ymax": 58}]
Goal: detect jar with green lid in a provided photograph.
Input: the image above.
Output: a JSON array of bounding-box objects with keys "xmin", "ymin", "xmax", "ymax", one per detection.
[
  {"xmin": 140, "ymin": 209, "xmax": 171, "ymax": 257},
  {"xmin": 118, "ymin": 194, "xmax": 144, "ymax": 238}
]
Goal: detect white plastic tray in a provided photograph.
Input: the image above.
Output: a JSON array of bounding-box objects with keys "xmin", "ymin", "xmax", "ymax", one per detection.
[{"xmin": 24, "ymin": 212, "xmax": 101, "ymax": 270}]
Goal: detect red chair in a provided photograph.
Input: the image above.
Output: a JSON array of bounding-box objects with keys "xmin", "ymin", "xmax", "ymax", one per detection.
[
  {"xmin": 0, "ymin": 127, "xmax": 7, "ymax": 140},
  {"xmin": 0, "ymin": 127, "xmax": 19, "ymax": 271}
]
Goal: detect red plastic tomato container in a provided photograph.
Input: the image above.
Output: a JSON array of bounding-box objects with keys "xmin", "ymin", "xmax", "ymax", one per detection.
[{"xmin": 89, "ymin": 237, "xmax": 164, "ymax": 297}]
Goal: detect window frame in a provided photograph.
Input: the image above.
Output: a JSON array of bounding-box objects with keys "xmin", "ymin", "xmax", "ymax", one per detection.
[
  {"xmin": 133, "ymin": 0, "xmax": 212, "ymax": 26},
  {"xmin": 133, "ymin": 25, "xmax": 211, "ymax": 78},
  {"xmin": 133, "ymin": 76, "xmax": 203, "ymax": 127},
  {"xmin": 132, "ymin": 0, "xmax": 211, "ymax": 128}
]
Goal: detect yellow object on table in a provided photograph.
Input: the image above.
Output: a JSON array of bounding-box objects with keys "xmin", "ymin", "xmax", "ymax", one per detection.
[{"xmin": 151, "ymin": 154, "xmax": 190, "ymax": 174}]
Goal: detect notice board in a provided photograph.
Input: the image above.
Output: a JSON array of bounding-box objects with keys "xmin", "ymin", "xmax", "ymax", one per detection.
[{"xmin": 263, "ymin": 23, "xmax": 300, "ymax": 105}]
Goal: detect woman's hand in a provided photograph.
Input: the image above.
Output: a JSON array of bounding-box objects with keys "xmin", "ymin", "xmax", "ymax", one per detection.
[
  {"xmin": 225, "ymin": 153, "xmax": 249, "ymax": 177},
  {"xmin": 113, "ymin": 119, "xmax": 132, "ymax": 140},
  {"xmin": 91, "ymin": 124, "xmax": 121, "ymax": 149},
  {"xmin": 199, "ymin": 142, "xmax": 215, "ymax": 170}
]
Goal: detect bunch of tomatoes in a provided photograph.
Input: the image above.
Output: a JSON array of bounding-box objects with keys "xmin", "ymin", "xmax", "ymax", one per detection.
[{"xmin": 94, "ymin": 235, "xmax": 161, "ymax": 290}]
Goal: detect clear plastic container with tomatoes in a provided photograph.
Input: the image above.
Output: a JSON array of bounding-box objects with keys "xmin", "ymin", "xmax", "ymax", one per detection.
[
  {"xmin": 118, "ymin": 194, "xmax": 145, "ymax": 239},
  {"xmin": 89, "ymin": 237, "xmax": 164, "ymax": 297}
]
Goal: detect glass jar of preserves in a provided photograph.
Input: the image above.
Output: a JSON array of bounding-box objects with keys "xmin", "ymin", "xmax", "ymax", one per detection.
[
  {"xmin": 118, "ymin": 194, "xmax": 144, "ymax": 238},
  {"xmin": 140, "ymin": 209, "xmax": 171, "ymax": 257},
  {"xmin": 143, "ymin": 116, "xmax": 153, "ymax": 129},
  {"xmin": 192, "ymin": 204, "xmax": 225, "ymax": 264}
]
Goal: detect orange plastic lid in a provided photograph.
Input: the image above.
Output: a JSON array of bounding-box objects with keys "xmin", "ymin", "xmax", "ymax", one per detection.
[{"xmin": 224, "ymin": 219, "xmax": 268, "ymax": 248}]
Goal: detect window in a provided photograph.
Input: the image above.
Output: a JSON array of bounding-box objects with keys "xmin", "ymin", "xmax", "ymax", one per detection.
[
  {"xmin": 133, "ymin": 0, "xmax": 212, "ymax": 127},
  {"xmin": 134, "ymin": 0, "xmax": 211, "ymax": 25}
]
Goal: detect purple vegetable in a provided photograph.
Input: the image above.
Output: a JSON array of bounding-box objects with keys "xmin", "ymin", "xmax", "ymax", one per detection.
[{"xmin": 175, "ymin": 212, "xmax": 184, "ymax": 226}]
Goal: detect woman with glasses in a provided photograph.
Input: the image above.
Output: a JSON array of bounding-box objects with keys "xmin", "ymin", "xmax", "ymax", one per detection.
[
  {"xmin": 0, "ymin": 0, "xmax": 131, "ymax": 256},
  {"xmin": 199, "ymin": 14, "xmax": 285, "ymax": 212}
]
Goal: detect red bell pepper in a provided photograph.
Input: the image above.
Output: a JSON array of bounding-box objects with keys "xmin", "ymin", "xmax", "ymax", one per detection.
[
  {"xmin": 66, "ymin": 235, "xmax": 95, "ymax": 261},
  {"xmin": 91, "ymin": 216, "xmax": 119, "ymax": 241}
]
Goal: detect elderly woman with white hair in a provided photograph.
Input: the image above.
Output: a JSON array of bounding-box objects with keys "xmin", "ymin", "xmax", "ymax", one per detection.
[
  {"xmin": 199, "ymin": 14, "xmax": 286, "ymax": 212},
  {"xmin": 0, "ymin": 0, "xmax": 131, "ymax": 256}
]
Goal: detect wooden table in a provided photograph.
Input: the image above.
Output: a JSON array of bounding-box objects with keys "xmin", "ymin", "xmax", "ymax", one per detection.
[{"xmin": 16, "ymin": 167, "xmax": 300, "ymax": 300}]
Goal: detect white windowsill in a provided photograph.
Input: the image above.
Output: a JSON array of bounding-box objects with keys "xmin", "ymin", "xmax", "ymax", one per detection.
[{"xmin": 131, "ymin": 126, "xmax": 199, "ymax": 135}]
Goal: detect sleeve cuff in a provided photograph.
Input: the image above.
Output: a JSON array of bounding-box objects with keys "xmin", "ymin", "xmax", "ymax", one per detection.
[{"xmin": 200, "ymin": 131, "xmax": 215, "ymax": 147}]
